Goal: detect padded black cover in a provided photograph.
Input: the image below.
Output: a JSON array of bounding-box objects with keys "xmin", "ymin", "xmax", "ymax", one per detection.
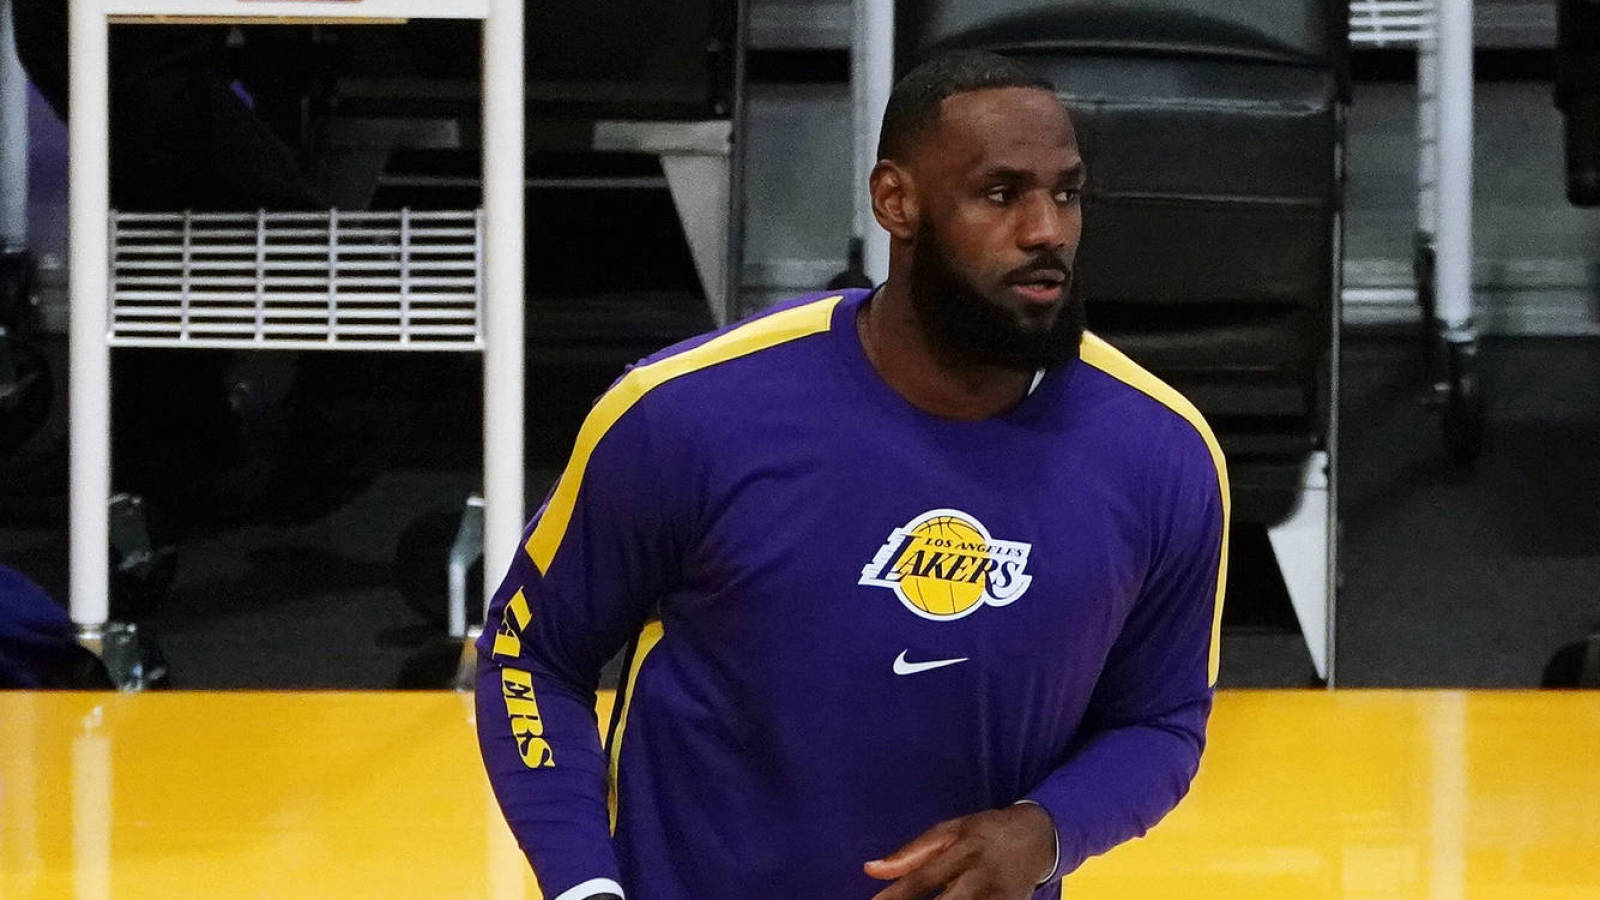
[
  {"xmin": 899, "ymin": 0, "xmax": 1346, "ymax": 68},
  {"xmin": 1557, "ymin": 0, "xmax": 1600, "ymax": 104},
  {"xmin": 1557, "ymin": 0, "xmax": 1600, "ymax": 206},
  {"xmin": 1046, "ymin": 55, "xmax": 1338, "ymax": 374}
]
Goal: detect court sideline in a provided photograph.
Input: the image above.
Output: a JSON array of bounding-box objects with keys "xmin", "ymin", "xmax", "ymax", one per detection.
[{"xmin": 3, "ymin": 690, "xmax": 1597, "ymax": 898}]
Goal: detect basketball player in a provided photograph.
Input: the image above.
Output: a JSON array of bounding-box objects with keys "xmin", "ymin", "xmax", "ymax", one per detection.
[{"xmin": 476, "ymin": 51, "xmax": 1229, "ymax": 900}]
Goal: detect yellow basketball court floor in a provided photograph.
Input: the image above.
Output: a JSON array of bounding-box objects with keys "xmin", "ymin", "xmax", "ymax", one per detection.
[{"xmin": 3, "ymin": 690, "xmax": 1597, "ymax": 898}]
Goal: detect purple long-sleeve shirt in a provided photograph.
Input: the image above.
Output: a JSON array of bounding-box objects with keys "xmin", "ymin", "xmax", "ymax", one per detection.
[{"xmin": 476, "ymin": 289, "xmax": 1229, "ymax": 900}]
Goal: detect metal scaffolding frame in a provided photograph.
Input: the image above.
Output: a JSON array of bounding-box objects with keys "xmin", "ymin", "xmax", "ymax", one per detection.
[{"xmin": 65, "ymin": 0, "xmax": 526, "ymax": 674}]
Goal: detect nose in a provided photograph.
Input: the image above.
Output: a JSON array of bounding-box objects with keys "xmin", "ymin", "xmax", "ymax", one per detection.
[{"xmin": 1017, "ymin": 190, "xmax": 1073, "ymax": 254}]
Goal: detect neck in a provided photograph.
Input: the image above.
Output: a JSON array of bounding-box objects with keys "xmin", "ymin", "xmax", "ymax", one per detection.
[{"xmin": 858, "ymin": 276, "xmax": 1035, "ymax": 421}]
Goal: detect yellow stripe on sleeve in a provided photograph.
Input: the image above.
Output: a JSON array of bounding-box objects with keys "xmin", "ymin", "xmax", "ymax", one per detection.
[
  {"xmin": 1077, "ymin": 332, "xmax": 1232, "ymax": 687},
  {"xmin": 608, "ymin": 620, "xmax": 665, "ymax": 834},
  {"xmin": 525, "ymin": 295, "xmax": 843, "ymax": 574}
]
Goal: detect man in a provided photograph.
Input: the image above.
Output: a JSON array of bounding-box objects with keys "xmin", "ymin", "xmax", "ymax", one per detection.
[{"xmin": 477, "ymin": 50, "xmax": 1228, "ymax": 900}]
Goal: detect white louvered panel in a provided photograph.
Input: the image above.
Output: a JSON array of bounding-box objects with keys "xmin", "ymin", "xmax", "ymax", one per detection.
[
  {"xmin": 108, "ymin": 209, "xmax": 484, "ymax": 350},
  {"xmin": 1350, "ymin": 0, "xmax": 1439, "ymax": 46}
]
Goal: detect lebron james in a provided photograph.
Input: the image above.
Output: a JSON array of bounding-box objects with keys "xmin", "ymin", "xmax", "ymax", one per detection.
[{"xmin": 477, "ymin": 50, "xmax": 1229, "ymax": 900}]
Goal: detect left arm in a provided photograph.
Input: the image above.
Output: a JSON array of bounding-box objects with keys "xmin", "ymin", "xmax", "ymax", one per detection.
[
  {"xmin": 868, "ymin": 424, "xmax": 1229, "ymax": 898},
  {"xmin": 1021, "ymin": 423, "xmax": 1229, "ymax": 882}
]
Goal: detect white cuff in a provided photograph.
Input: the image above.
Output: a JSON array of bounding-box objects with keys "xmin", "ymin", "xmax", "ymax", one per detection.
[
  {"xmin": 1012, "ymin": 799, "xmax": 1060, "ymax": 886},
  {"xmin": 551, "ymin": 878, "xmax": 625, "ymax": 900}
]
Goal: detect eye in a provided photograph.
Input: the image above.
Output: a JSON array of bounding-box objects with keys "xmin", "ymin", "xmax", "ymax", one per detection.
[
  {"xmin": 984, "ymin": 186, "xmax": 1016, "ymax": 205},
  {"xmin": 1054, "ymin": 187, "xmax": 1083, "ymax": 204}
]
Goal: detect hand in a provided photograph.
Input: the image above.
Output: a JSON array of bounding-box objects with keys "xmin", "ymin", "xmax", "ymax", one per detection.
[{"xmin": 863, "ymin": 803, "xmax": 1056, "ymax": 900}]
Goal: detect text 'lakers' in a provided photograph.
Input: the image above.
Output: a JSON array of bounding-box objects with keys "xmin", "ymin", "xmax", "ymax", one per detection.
[
  {"xmin": 859, "ymin": 509, "xmax": 1034, "ymax": 621},
  {"xmin": 492, "ymin": 588, "xmax": 554, "ymax": 768},
  {"xmin": 502, "ymin": 668, "xmax": 555, "ymax": 769}
]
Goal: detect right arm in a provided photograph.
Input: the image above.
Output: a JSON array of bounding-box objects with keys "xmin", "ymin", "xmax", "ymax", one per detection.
[{"xmin": 476, "ymin": 395, "xmax": 685, "ymax": 900}]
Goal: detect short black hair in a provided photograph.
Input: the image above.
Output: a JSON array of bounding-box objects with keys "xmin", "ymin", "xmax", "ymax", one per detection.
[{"xmin": 877, "ymin": 50, "xmax": 1057, "ymax": 161}]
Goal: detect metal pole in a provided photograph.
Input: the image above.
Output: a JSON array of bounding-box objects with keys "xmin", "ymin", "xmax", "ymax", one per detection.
[
  {"xmin": 1416, "ymin": 30, "xmax": 1440, "ymax": 239},
  {"xmin": 0, "ymin": 0, "xmax": 29, "ymax": 252},
  {"xmin": 725, "ymin": 0, "xmax": 749, "ymax": 324},
  {"xmin": 68, "ymin": 0, "xmax": 111, "ymax": 631},
  {"xmin": 1434, "ymin": 0, "xmax": 1474, "ymax": 332},
  {"xmin": 852, "ymin": 0, "xmax": 892, "ymax": 285},
  {"xmin": 480, "ymin": 0, "xmax": 525, "ymax": 611},
  {"xmin": 1326, "ymin": 207, "xmax": 1342, "ymax": 688}
]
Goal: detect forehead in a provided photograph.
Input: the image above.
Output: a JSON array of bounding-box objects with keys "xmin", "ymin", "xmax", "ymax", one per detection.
[{"xmin": 923, "ymin": 86, "xmax": 1078, "ymax": 176}]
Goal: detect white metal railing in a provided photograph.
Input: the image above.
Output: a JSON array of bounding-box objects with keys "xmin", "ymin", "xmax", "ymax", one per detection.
[
  {"xmin": 1349, "ymin": 0, "xmax": 1438, "ymax": 47},
  {"xmin": 108, "ymin": 209, "xmax": 483, "ymax": 349},
  {"xmin": 1348, "ymin": 0, "xmax": 1475, "ymax": 342},
  {"xmin": 69, "ymin": 0, "xmax": 524, "ymax": 647}
]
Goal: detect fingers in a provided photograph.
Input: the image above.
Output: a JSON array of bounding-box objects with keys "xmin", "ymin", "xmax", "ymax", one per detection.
[
  {"xmin": 866, "ymin": 841, "xmax": 972, "ymax": 900},
  {"xmin": 864, "ymin": 818, "xmax": 962, "ymax": 881},
  {"xmin": 866, "ymin": 807, "xmax": 1052, "ymax": 900}
]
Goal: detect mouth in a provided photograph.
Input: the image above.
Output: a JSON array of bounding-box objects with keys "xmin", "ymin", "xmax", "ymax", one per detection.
[{"xmin": 1006, "ymin": 270, "xmax": 1068, "ymax": 304}]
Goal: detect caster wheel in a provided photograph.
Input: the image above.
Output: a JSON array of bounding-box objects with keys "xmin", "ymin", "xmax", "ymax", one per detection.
[{"xmin": 1442, "ymin": 340, "xmax": 1482, "ymax": 466}]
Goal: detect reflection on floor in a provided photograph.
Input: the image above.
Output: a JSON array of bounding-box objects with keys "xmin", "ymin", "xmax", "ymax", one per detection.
[{"xmin": 2, "ymin": 690, "xmax": 1597, "ymax": 899}]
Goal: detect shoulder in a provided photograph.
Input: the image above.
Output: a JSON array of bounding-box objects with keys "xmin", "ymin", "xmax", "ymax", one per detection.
[
  {"xmin": 569, "ymin": 290, "xmax": 852, "ymax": 460},
  {"xmin": 608, "ymin": 291, "xmax": 849, "ymax": 420},
  {"xmin": 525, "ymin": 292, "xmax": 853, "ymax": 571},
  {"xmin": 637, "ymin": 290, "xmax": 850, "ymax": 371},
  {"xmin": 1072, "ymin": 331, "xmax": 1229, "ymax": 503}
]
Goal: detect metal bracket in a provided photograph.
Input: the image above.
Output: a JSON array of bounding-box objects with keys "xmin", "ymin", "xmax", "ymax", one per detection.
[
  {"xmin": 454, "ymin": 626, "xmax": 480, "ymax": 692},
  {"xmin": 448, "ymin": 494, "xmax": 486, "ymax": 691},
  {"xmin": 108, "ymin": 493, "xmax": 155, "ymax": 574},
  {"xmin": 1265, "ymin": 451, "xmax": 1336, "ymax": 683},
  {"xmin": 448, "ymin": 494, "xmax": 485, "ymax": 639},
  {"xmin": 75, "ymin": 620, "xmax": 163, "ymax": 690}
]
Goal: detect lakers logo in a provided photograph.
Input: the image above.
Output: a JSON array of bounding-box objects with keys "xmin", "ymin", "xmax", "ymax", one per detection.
[{"xmin": 858, "ymin": 509, "xmax": 1034, "ymax": 621}]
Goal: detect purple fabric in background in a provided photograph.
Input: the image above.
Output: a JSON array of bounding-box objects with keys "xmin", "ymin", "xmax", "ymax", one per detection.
[
  {"xmin": 0, "ymin": 564, "xmax": 73, "ymax": 687},
  {"xmin": 26, "ymin": 83, "xmax": 67, "ymax": 259},
  {"xmin": 26, "ymin": 80, "xmax": 68, "ymax": 324}
]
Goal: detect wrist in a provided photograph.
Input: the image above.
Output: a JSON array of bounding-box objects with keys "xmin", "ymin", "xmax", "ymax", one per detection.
[{"xmin": 1011, "ymin": 799, "xmax": 1060, "ymax": 886}]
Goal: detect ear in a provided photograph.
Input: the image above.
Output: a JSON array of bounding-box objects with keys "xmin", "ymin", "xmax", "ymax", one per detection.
[{"xmin": 869, "ymin": 160, "xmax": 919, "ymax": 242}]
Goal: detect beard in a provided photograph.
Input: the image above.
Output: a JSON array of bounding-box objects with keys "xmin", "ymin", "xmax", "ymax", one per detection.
[{"xmin": 908, "ymin": 219, "xmax": 1085, "ymax": 372}]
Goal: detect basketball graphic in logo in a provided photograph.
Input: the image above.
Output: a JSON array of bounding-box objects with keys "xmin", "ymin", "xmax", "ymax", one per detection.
[{"xmin": 895, "ymin": 515, "xmax": 988, "ymax": 616}]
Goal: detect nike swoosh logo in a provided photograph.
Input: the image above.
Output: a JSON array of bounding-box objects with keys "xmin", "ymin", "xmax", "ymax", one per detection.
[{"xmin": 893, "ymin": 650, "xmax": 970, "ymax": 676}]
